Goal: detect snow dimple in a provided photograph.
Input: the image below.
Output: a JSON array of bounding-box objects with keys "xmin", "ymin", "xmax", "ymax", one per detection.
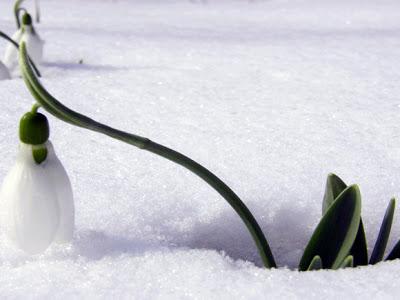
[{"xmin": 0, "ymin": 0, "xmax": 400, "ymax": 298}]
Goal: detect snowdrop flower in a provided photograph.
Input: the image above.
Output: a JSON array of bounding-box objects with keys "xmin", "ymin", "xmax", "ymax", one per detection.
[
  {"xmin": 4, "ymin": 12, "xmax": 43, "ymax": 74},
  {"xmin": 0, "ymin": 107, "xmax": 74, "ymax": 254},
  {"xmin": 0, "ymin": 61, "xmax": 11, "ymax": 80}
]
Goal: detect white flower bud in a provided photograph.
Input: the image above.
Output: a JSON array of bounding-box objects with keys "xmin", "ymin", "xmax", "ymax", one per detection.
[
  {"xmin": 0, "ymin": 141, "xmax": 74, "ymax": 254},
  {"xmin": 3, "ymin": 21, "xmax": 44, "ymax": 74}
]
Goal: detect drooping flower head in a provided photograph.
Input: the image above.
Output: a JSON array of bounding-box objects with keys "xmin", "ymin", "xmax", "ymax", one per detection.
[
  {"xmin": 0, "ymin": 107, "xmax": 74, "ymax": 254},
  {"xmin": 4, "ymin": 12, "xmax": 44, "ymax": 74}
]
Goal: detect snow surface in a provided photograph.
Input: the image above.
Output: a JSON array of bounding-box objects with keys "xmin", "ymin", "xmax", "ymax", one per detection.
[{"xmin": 0, "ymin": 0, "xmax": 400, "ymax": 298}]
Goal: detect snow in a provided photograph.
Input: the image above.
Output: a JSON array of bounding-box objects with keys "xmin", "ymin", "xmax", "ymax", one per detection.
[{"xmin": 0, "ymin": 0, "xmax": 400, "ymax": 298}]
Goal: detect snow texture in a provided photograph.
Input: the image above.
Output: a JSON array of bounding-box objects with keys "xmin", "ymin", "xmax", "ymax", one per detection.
[{"xmin": 0, "ymin": 0, "xmax": 400, "ymax": 298}]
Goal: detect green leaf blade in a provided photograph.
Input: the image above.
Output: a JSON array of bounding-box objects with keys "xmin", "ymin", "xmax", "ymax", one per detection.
[
  {"xmin": 322, "ymin": 173, "xmax": 347, "ymax": 215},
  {"xmin": 350, "ymin": 219, "xmax": 368, "ymax": 266},
  {"xmin": 370, "ymin": 198, "xmax": 396, "ymax": 264},
  {"xmin": 299, "ymin": 184, "xmax": 361, "ymax": 271},
  {"xmin": 307, "ymin": 255, "xmax": 323, "ymax": 271},
  {"xmin": 386, "ymin": 239, "xmax": 400, "ymax": 261},
  {"xmin": 339, "ymin": 255, "xmax": 354, "ymax": 269},
  {"xmin": 322, "ymin": 173, "xmax": 368, "ymax": 266}
]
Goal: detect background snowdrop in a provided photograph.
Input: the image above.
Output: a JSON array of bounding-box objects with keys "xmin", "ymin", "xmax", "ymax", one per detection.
[{"xmin": 3, "ymin": 12, "xmax": 43, "ymax": 74}]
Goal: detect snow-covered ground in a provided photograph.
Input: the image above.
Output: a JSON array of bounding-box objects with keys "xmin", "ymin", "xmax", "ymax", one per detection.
[{"xmin": 0, "ymin": 0, "xmax": 400, "ymax": 298}]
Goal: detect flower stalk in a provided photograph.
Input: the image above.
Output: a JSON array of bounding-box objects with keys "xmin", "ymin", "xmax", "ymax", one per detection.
[{"xmin": 19, "ymin": 42, "xmax": 276, "ymax": 268}]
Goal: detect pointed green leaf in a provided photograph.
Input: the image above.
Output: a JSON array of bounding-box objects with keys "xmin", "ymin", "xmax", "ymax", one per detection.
[
  {"xmin": 340, "ymin": 255, "xmax": 354, "ymax": 269},
  {"xmin": 386, "ymin": 239, "xmax": 400, "ymax": 261},
  {"xmin": 307, "ymin": 255, "xmax": 323, "ymax": 271},
  {"xmin": 299, "ymin": 185, "xmax": 361, "ymax": 271},
  {"xmin": 339, "ymin": 255, "xmax": 354, "ymax": 268},
  {"xmin": 350, "ymin": 219, "xmax": 368, "ymax": 266},
  {"xmin": 322, "ymin": 173, "xmax": 347, "ymax": 214},
  {"xmin": 322, "ymin": 173, "xmax": 368, "ymax": 266},
  {"xmin": 370, "ymin": 198, "xmax": 396, "ymax": 264}
]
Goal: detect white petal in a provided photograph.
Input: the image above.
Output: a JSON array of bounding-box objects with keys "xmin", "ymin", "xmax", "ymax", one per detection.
[
  {"xmin": 0, "ymin": 61, "xmax": 10, "ymax": 80},
  {"xmin": 22, "ymin": 31, "xmax": 44, "ymax": 66},
  {"xmin": 45, "ymin": 141, "xmax": 75, "ymax": 243},
  {"xmin": 0, "ymin": 143, "xmax": 60, "ymax": 254},
  {"xmin": 3, "ymin": 30, "xmax": 23, "ymax": 72}
]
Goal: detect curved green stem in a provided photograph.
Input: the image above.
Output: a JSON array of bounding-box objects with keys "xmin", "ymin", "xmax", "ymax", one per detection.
[
  {"xmin": 30, "ymin": 102, "xmax": 41, "ymax": 113},
  {"xmin": 0, "ymin": 30, "xmax": 41, "ymax": 77},
  {"xmin": 14, "ymin": 0, "xmax": 25, "ymax": 29},
  {"xmin": 19, "ymin": 42, "xmax": 276, "ymax": 268}
]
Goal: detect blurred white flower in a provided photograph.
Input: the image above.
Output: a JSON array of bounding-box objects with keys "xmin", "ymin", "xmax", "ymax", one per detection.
[
  {"xmin": 0, "ymin": 61, "xmax": 10, "ymax": 80},
  {"xmin": 4, "ymin": 12, "xmax": 43, "ymax": 74},
  {"xmin": 0, "ymin": 110, "xmax": 74, "ymax": 254}
]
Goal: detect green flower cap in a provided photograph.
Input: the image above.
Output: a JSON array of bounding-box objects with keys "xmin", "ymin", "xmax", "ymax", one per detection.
[
  {"xmin": 22, "ymin": 13, "xmax": 32, "ymax": 26},
  {"xmin": 19, "ymin": 111, "xmax": 49, "ymax": 145}
]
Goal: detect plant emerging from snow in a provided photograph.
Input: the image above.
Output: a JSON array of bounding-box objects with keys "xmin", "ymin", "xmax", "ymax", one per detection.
[
  {"xmin": 299, "ymin": 174, "xmax": 399, "ymax": 270},
  {"xmin": 16, "ymin": 42, "xmax": 400, "ymax": 270},
  {"xmin": 0, "ymin": 105, "xmax": 74, "ymax": 254},
  {"xmin": 18, "ymin": 42, "xmax": 276, "ymax": 267}
]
